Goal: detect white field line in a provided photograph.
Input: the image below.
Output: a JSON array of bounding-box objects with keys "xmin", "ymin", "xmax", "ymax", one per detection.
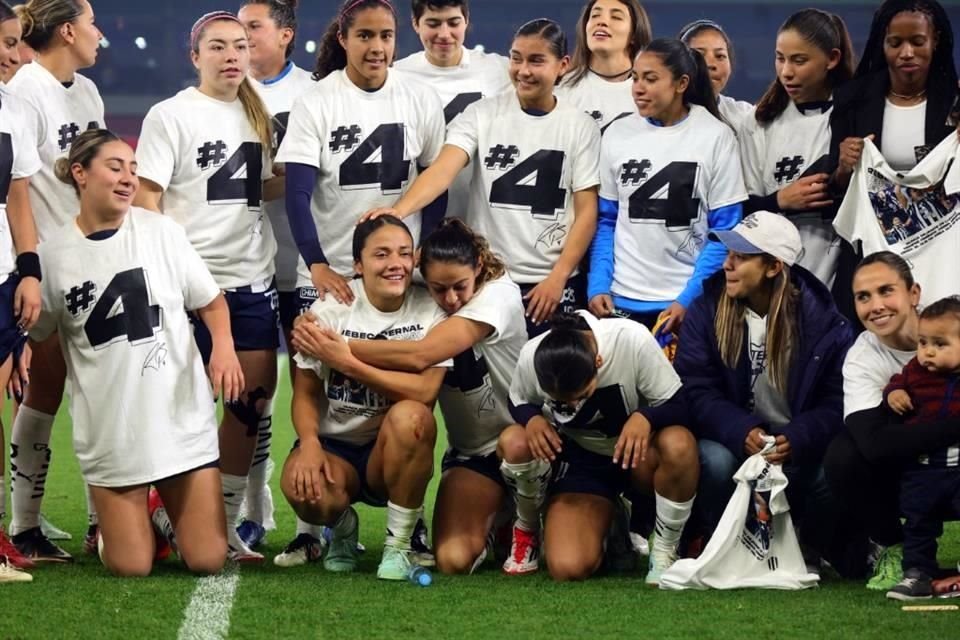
[{"xmin": 176, "ymin": 562, "xmax": 240, "ymax": 640}]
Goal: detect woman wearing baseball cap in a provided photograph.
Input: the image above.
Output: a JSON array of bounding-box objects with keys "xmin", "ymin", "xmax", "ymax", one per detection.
[{"xmin": 674, "ymin": 211, "xmax": 860, "ymax": 575}]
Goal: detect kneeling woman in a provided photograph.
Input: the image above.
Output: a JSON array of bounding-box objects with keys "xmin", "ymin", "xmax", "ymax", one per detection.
[
  {"xmin": 283, "ymin": 216, "xmax": 448, "ymax": 581},
  {"xmin": 503, "ymin": 311, "xmax": 698, "ymax": 583},
  {"xmin": 33, "ymin": 130, "xmax": 244, "ymax": 577}
]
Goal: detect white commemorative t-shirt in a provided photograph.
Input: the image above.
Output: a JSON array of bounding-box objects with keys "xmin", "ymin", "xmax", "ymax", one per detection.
[
  {"xmin": 509, "ymin": 310, "xmax": 682, "ymax": 456},
  {"xmin": 557, "ymin": 71, "xmax": 635, "ymax": 133},
  {"xmin": 295, "ymin": 279, "xmax": 448, "ymax": 445},
  {"xmin": 439, "ymin": 275, "xmax": 527, "ymax": 456},
  {"xmin": 842, "ymin": 330, "xmax": 914, "ymax": 419},
  {"xmin": 739, "ymin": 102, "xmax": 839, "ymax": 286},
  {"xmin": 881, "ymin": 99, "xmax": 927, "ymax": 172},
  {"xmin": 252, "ymin": 63, "xmax": 316, "ymax": 292},
  {"xmin": 276, "ymin": 69, "xmax": 445, "ymax": 283},
  {"xmin": 394, "ymin": 47, "xmax": 510, "ymax": 220},
  {"xmin": 31, "ymin": 208, "xmax": 220, "ymax": 487},
  {"xmin": 7, "ymin": 62, "xmax": 104, "ymax": 240},
  {"xmin": 600, "ymin": 105, "xmax": 747, "ymax": 302},
  {"xmin": 446, "ymin": 92, "xmax": 601, "ymax": 284},
  {"xmin": 834, "ymin": 135, "xmax": 960, "ymax": 306},
  {"xmin": 0, "ymin": 87, "xmax": 42, "ymax": 281},
  {"xmin": 137, "ymin": 87, "xmax": 276, "ymax": 290},
  {"xmin": 718, "ymin": 94, "xmax": 752, "ymax": 132}
]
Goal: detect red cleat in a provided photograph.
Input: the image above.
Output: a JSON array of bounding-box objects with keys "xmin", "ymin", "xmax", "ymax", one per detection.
[
  {"xmin": 148, "ymin": 488, "xmax": 174, "ymax": 561},
  {"xmin": 0, "ymin": 528, "xmax": 35, "ymax": 569}
]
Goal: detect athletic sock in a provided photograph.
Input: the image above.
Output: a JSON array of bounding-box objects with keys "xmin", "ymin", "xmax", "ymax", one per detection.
[
  {"xmin": 385, "ymin": 501, "xmax": 418, "ymax": 550},
  {"xmin": 296, "ymin": 516, "xmax": 323, "ymax": 538},
  {"xmin": 85, "ymin": 484, "xmax": 98, "ymax": 527},
  {"xmin": 332, "ymin": 507, "xmax": 358, "ymax": 538},
  {"xmin": 653, "ymin": 492, "xmax": 695, "ymax": 555},
  {"xmin": 243, "ymin": 402, "xmax": 273, "ymax": 526},
  {"xmin": 221, "ymin": 473, "xmax": 248, "ymax": 548},
  {"xmin": 500, "ymin": 459, "xmax": 551, "ymax": 532},
  {"xmin": 9, "ymin": 407, "xmax": 55, "ymax": 535}
]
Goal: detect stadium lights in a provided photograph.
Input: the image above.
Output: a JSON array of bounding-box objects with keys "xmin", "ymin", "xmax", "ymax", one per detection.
[
  {"xmin": 135, "ymin": 37, "xmax": 147, "ymax": 50},
  {"xmin": 305, "ymin": 40, "xmax": 317, "ymax": 53},
  {"xmin": 100, "ymin": 37, "xmax": 110, "ymax": 48}
]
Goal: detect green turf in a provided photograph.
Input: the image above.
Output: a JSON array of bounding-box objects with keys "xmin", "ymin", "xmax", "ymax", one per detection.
[{"xmin": 3, "ymin": 360, "xmax": 960, "ymax": 639}]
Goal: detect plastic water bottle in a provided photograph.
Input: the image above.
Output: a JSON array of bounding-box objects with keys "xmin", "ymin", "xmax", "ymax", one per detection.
[{"xmin": 408, "ymin": 565, "xmax": 432, "ymax": 587}]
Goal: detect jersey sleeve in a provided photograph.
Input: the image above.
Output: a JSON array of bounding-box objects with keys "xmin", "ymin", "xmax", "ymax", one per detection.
[
  {"xmin": 571, "ymin": 114, "xmax": 602, "ymax": 193},
  {"xmin": 630, "ymin": 323, "xmax": 683, "ymax": 405},
  {"xmin": 170, "ymin": 222, "xmax": 221, "ymax": 310},
  {"xmin": 417, "ymin": 87, "xmax": 446, "ymax": 166},
  {"xmin": 30, "ymin": 252, "xmax": 61, "ymax": 343},
  {"xmin": 292, "ymin": 296, "xmax": 345, "ymax": 372},
  {"xmin": 8, "ymin": 99, "xmax": 41, "ymax": 179},
  {"xmin": 135, "ymin": 108, "xmax": 178, "ymax": 190},
  {"xmin": 598, "ymin": 133, "xmax": 620, "ymax": 201},
  {"xmin": 444, "ymin": 100, "xmax": 482, "ymax": 159},
  {"xmin": 275, "ymin": 93, "xmax": 324, "ymax": 168},
  {"xmin": 706, "ymin": 126, "xmax": 748, "ymax": 210},
  {"xmin": 842, "ymin": 339, "xmax": 893, "ymax": 419},
  {"xmin": 508, "ymin": 344, "xmax": 545, "ymax": 423},
  {"xmin": 737, "ymin": 112, "xmax": 766, "ymax": 197},
  {"xmin": 454, "ymin": 279, "xmax": 514, "ymax": 344}
]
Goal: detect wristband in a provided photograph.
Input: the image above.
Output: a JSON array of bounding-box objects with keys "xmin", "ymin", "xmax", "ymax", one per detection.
[{"xmin": 16, "ymin": 252, "xmax": 41, "ymax": 282}]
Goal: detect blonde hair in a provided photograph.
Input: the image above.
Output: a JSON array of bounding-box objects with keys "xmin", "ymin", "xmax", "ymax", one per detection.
[
  {"xmin": 53, "ymin": 128, "xmax": 123, "ymax": 196},
  {"xmin": 714, "ymin": 260, "xmax": 798, "ymax": 393},
  {"xmin": 16, "ymin": 0, "xmax": 82, "ymax": 51}
]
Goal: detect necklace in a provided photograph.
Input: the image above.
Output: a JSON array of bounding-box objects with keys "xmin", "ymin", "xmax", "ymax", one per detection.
[
  {"xmin": 889, "ymin": 88, "xmax": 927, "ymax": 101},
  {"xmin": 590, "ymin": 66, "xmax": 632, "ymax": 80}
]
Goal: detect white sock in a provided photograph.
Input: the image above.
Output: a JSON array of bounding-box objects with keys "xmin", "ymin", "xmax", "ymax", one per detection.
[
  {"xmin": 332, "ymin": 507, "xmax": 358, "ymax": 538},
  {"xmin": 9, "ymin": 406, "xmax": 55, "ymax": 535},
  {"xmin": 221, "ymin": 473, "xmax": 248, "ymax": 547},
  {"xmin": 653, "ymin": 492, "xmax": 695, "ymax": 555},
  {"xmin": 243, "ymin": 404, "xmax": 273, "ymax": 526},
  {"xmin": 296, "ymin": 516, "xmax": 323, "ymax": 538},
  {"xmin": 500, "ymin": 459, "xmax": 551, "ymax": 532},
  {"xmin": 385, "ymin": 502, "xmax": 418, "ymax": 550},
  {"xmin": 85, "ymin": 484, "xmax": 98, "ymax": 527}
]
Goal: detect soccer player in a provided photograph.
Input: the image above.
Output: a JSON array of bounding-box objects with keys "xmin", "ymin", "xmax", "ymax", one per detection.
[
  {"xmin": 558, "ymin": 0, "xmax": 651, "ymax": 132},
  {"xmin": 281, "ymin": 216, "xmax": 448, "ymax": 581},
  {"xmin": 7, "ymin": 0, "xmax": 105, "ymax": 563},
  {"xmin": 34, "ymin": 129, "xmax": 241, "ymax": 578},
  {"xmin": 0, "ymin": 0, "xmax": 42, "ymax": 581},
  {"xmin": 365, "ymin": 18, "xmax": 600, "ymax": 337},
  {"xmin": 393, "ymin": 0, "xmax": 510, "ymax": 219},
  {"xmin": 276, "ymin": 0, "xmax": 444, "ymax": 307},
  {"xmin": 678, "ymin": 20, "xmax": 752, "ymax": 130},
  {"xmin": 236, "ymin": 0, "xmax": 315, "ymax": 551},
  {"xmin": 738, "ymin": 9, "xmax": 854, "ymax": 288},
  {"xmin": 588, "ymin": 38, "xmax": 746, "ymax": 333},
  {"xmin": 133, "ymin": 11, "xmax": 279, "ymax": 563},
  {"xmin": 499, "ymin": 311, "xmax": 697, "ymax": 582},
  {"xmin": 294, "ymin": 218, "xmax": 527, "ymax": 574}
]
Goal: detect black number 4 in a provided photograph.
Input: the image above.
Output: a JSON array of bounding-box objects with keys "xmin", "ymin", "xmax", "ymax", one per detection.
[
  {"xmin": 489, "ymin": 149, "xmax": 566, "ymax": 219},
  {"xmin": 206, "ymin": 141, "xmax": 263, "ymax": 208},
  {"xmin": 628, "ymin": 161, "xmax": 700, "ymax": 228},
  {"xmin": 84, "ymin": 268, "xmax": 162, "ymax": 349},
  {"xmin": 339, "ymin": 123, "xmax": 410, "ymax": 194}
]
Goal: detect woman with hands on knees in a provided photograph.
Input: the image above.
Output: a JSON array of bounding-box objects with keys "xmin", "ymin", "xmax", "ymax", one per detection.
[{"xmin": 32, "ymin": 129, "xmax": 243, "ymax": 577}]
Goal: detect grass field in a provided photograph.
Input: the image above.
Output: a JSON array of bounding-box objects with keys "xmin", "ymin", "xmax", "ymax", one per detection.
[{"xmin": 3, "ymin": 359, "xmax": 960, "ymax": 639}]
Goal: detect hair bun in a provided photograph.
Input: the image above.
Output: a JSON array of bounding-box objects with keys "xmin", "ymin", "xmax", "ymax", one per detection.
[
  {"xmin": 53, "ymin": 156, "xmax": 73, "ymax": 185},
  {"xmin": 14, "ymin": 4, "xmax": 34, "ymax": 38}
]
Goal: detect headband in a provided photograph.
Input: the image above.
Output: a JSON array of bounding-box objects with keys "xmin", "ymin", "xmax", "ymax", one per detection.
[
  {"xmin": 338, "ymin": 0, "xmax": 396, "ymax": 33},
  {"xmin": 190, "ymin": 11, "xmax": 244, "ymax": 50},
  {"xmin": 678, "ymin": 19, "xmax": 726, "ymax": 44}
]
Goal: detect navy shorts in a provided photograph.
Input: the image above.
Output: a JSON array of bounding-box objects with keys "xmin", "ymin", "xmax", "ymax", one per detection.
[
  {"xmin": 193, "ymin": 280, "xmax": 280, "ymax": 362},
  {"xmin": 549, "ymin": 437, "xmax": 629, "ymax": 503},
  {"xmin": 0, "ymin": 275, "xmax": 26, "ymax": 365},
  {"xmin": 518, "ymin": 272, "xmax": 587, "ymax": 338},
  {"xmin": 293, "ymin": 436, "xmax": 386, "ymax": 507},
  {"xmin": 277, "ymin": 290, "xmax": 299, "ymax": 333},
  {"xmin": 441, "ymin": 447, "xmax": 505, "ymax": 488}
]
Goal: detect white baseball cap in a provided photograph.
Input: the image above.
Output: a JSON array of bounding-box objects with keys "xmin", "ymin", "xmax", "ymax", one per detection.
[{"xmin": 708, "ymin": 211, "xmax": 803, "ymax": 266}]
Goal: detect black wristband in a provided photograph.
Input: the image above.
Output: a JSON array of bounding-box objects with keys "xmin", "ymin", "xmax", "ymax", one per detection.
[{"xmin": 16, "ymin": 251, "xmax": 41, "ymax": 281}]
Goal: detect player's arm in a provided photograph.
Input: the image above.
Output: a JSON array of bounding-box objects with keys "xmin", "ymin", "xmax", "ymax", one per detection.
[
  {"xmin": 348, "ymin": 316, "xmax": 493, "ymax": 372},
  {"xmin": 263, "ymin": 175, "xmax": 285, "ymax": 202},
  {"xmin": 291, "ymin": 365, "xmax": 326, "ymax": 443},
  {"xmin": 195, "ymin": 294, "xmax": 244, "ymax": 403},
  {"xmin": 133, "ymin": 178, "xmax": 164, "ymax": 213},
  {"xmin": 368, "ymin": 145, "xmax": 469, "ymax": 220},
  {"xmin": 6, "ymin": 177, "xmax": 41, "ymax": 330}
]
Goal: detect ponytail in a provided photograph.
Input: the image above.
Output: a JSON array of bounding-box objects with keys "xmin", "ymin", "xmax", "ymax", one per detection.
[
  {"xmin": 314, "ymin": 0, "xmax": 397, "ymax": 81},
  {"xmin": 641, "ymin": 38, "xmax": 722, "ymax": 123},
  {"xmin": 237, "ymin": 78, "xmax": 274, "ymax": 154},
  {"xmin": 419, "ymin": 218, "xmax": 505, "ymax": 288}
]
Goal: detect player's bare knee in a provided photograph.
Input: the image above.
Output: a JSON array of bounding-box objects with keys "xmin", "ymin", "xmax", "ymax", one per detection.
[
  {"xmin": 436, "ymin": 539, "xmax": 484, "ymax": 575},
  {"xmin": 183, "ymin": 544, "xmax": 227, "ymax": 576},
  {"xmin": 547, "ymin": 553, "xmax": 596, "ymax": 582},
  {"xmin": 497, "ymin": 425, "xmax": 531, "ymax": 463},
  {"xmin": 384, "ymin": 400, "xmax": 436, "ymax": 451},
  {"xmin": 655, "ymin": 425, "xmax": 698, "ymax": 467},
  {"xmin": 104, "ymin": 554, "xmax": 153, "ymax": 578}
]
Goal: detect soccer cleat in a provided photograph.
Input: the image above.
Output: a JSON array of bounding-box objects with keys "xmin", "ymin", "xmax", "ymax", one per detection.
[
  {"xmin": 411, "ymin": 517, "xmax": 435, "ymax": 567},
  {"xmin": 604, "ymin": 496, "xmax": 639, "ymax": 573},
  {"xmin": 887, "ymin": 568, "xmax": 934, "ymax": 601},
  {"xmin": 82, "ymin": 524, "xmax": 99, "ymax": 556},
  {"xmin": 273, "ymin": 533, "xmax": 325, "ymax": 568},
  {"xmin": 324, "ymin": 508, "xmax": 360, "ymax": 573},
  {"xmin": 148, "ymin": 489, "xmax": 175, "ymax": 561},
  {"xmin": 0, "ymin": 558, "xmax": 32, "ymax": 583},
  {"xmin": 237, "ymin": 520, "xmax": 267, "ymax": 550},
  {"xmin": 629, "ymin": 532, "xmax": 650, "ymax": 557},
  {"xmin": 0, "ymin": 528, "xmax": 35, "ymax": 570},
  {"xmin": 866, "ymin": 543, "xmax": 903, "ymax": 591},
  {"xmin": 39, "ymin": 514, "xmax": 72, "ymax": 541},
  {"xmin": 12, "ymin": 527, "xmax": 73, "ymax": 563},
  {"xmin": 645, "ymin": 540, "xmax": 678, "ymax": 586},
  {"xmin": 377, "ymin": 545, "xmax": 414, "ymax": 581},
  {"xmin": 932, "ymin": 574, "xmax": 960, "ymax": 598},
  {"xmin": 502, "ymin": 525, "xmax": 539, "ymax": 575},
  {"xmin": 322, "ymin": 526, "xmax": 365, "ymax": 553},
  {"xmin": 227, "ymin": 539, "xmax": 265, "ymax": 564}
]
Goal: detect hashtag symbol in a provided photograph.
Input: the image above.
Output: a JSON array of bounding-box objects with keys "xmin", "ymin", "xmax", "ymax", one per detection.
[
  {"xmin": 329, "ymin": 125, "xmax": 362, "ymax": 153},
  {"xmin": 57, "ymin": 123, "xmax": 81, "ymax": 151},
  {"xmin": 484, "ymin": 144, "xmax": 519, "ymax": 170},
  {"xmin": 65, "ymin": 281, "xmax": 97, "ymax": 316},
  {"xmin": 196, "ymin": 140, "xmax": 228, "ymax": 170},
  {"xmin": 773, "ymin": 155, "xmax": 804, "ymax": 184},
  {"xmin": 620, "ymin": 159, "xmax": 652, "ymax": 186}
]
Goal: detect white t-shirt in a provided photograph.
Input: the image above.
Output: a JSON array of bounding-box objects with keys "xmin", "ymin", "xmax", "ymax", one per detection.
[
  {"xmin": 438, "ymin": 275, "xmax": 527, "ymax": 456},
  {"xmin": 394, "ymin": 47, "xmax": 511, "ymax": 220},
  {"xmin": 0, "ymin": 87, "xmax": 42, "ymax": 280},
  {"xmin": 276, "ymin": 69, "xmax": 445, "ymax": 283},
  {"xmin": 557, "ymin": 71, "xmax": 635, "ymax": 133},
  {"xmin": 252, "ymin": 63, "xmax": 316, "ymax": 292},
  {"xmin": 738, "ymin": 102, "xmax": 838, "ymax": 286},
  {"xmin": 881, "ymin": 99, "xmax": 928, "ymax": 173},
  {"xmin": 718, "ymin": 94, "xmax": 753, "ymax": 132},
  {"xmin": 32, "ymin": 209, "xmax": 220, "ymax": 487},
  {"xmin": 599, "ymin": 105, "xmax": 747, "ymax": 302},
  {"xmin": 6, "ymin": 63, "xmax": 104, "ymax": 240},
  {"xmin": 509, "ymin": 310, "xmax": 682, "ymax": 456},
  {"xmin": 842, "ymin": 330, "xmax": 914, "ymax": 419},
  {"xmin": 744, "ymin": 308, "xmax": 791, "ymax": 429},
  {"xmin": 834, "ymin": 135, "xmax": 960, "ymax": 306},
  {"xmin": 295, "ymin": 279, "xmax": 448, "ymax": 445},
  {"xmin": 446, "ymin": 92, "xmax": 601, "ymax": 283},
  {"xmin": 137, "ymin": 87, "xmax": 276, "ymax": 290}
]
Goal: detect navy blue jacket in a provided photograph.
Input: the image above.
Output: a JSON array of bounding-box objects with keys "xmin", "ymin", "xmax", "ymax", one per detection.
[{"xmin": 674, "ymin": 265, "xmax": 854, "ymax": 465}]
